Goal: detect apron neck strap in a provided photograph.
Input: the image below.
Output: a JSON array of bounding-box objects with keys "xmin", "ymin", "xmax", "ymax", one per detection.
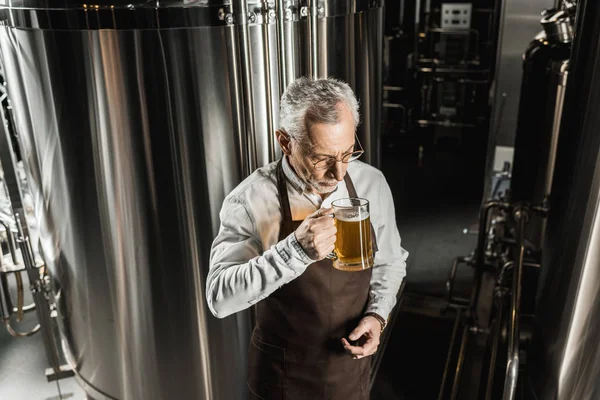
[
  {"xmin": 343, "ymin": 171, "xmax": 358, "ymax": 198},
  {"xmin": 276, "ymin": 158, "xmax": 294, "ymax": 235}
]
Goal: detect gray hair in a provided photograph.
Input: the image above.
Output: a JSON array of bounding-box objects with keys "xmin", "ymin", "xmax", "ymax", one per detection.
[{"xmin": 278, "ymin": 77, "xmax": 360, "ymax": 145}]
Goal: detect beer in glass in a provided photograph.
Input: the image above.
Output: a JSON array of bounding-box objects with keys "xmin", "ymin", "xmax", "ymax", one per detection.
[{"xmin": 331, "ymin": 198, "xmax": 373, "ymax": 271}]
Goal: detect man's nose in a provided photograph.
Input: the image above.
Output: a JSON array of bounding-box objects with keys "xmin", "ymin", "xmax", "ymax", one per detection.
[{"xmin": 331, "ymin": 161, "xmax": 345, "ymax": 181}]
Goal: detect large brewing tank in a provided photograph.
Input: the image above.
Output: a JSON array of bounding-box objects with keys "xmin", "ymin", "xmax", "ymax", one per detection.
[
  {"xmin": 531, "ymin": 0, "xmax": 600, "ymax": 398},
  {"xmin": 0, "ymin": 1, "xmax": 383, "ymax": 399},
  {"xmin": 509, "ymin": 8, "xmax": 572, "ymax": 250}
]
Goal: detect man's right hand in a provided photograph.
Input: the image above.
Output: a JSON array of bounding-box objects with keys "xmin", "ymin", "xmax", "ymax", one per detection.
[{"xmin": 294, "ymin": 207, "xmax": 336, "ymax": 261}]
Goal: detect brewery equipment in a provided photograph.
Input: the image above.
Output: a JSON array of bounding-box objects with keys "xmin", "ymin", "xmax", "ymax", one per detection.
[
  {"xmin": 509, "ymin": 7, "xmax": 572, "ymax": 250},
  {"xmin": 439, "ymin": 3, "xmax": 575, "ymax": 399},
  {"xmin": 0, "ymin": 1, "xmax": 383, "ymax": 399},
  {"xmin": 530, "ymin": 0, "xmax": 600, "ymax": 398}
]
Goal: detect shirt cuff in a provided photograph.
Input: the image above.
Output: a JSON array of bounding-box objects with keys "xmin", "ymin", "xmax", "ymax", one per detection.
[
  {"xmin": 289, "ymin": 232, "xmax": 315, "ymax": 263},
  {"xmin": 365, "ymin": 295, "xmax": 396, "ymax": 322},
  {"xmin": 273, "ymin": 232, "xmax": 314, "ymax": 273}
]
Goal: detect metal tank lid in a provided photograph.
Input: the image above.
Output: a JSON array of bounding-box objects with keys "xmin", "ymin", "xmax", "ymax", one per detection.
[
  {"xmin": 0, "ymin": 0, "xmax": 381, "ymax": 13},
  {"xmin": 0, "ymin": 0, "xmax": 382, "ymax": 29},
  {"xmin": 541, "ymin": 9, "xmax": 574, "ymax": 43},
  {"xmin": 0, "ymin": 1, "xmax": 210, "ymax": 7}
]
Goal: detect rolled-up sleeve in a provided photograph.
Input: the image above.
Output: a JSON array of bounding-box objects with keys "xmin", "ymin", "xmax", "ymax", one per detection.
[
  {"xmin": 366, "ymin": 175, "xmax": 408, "ymax": 321},
  {"xmin": 206, "ymin": 195, "xmax": 313, "ymax": 319}
]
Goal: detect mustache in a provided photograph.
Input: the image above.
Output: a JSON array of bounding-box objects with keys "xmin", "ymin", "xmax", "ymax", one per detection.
[
  {"xmin": 315, "ymin": 181, "xmax": 338, "ymax": 186},
  {"xmin": 316, "ymin": 180, "xmax": 337, "ymax": 186}
]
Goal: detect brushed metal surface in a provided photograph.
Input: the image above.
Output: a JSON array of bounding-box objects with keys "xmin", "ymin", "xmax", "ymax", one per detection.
[
  {"xmin": 0, "ymin": 26, "xmax": 251, "ymax": 400},
  {"xmin": 482, "ymin": 0, "xmax": 555, "ymax": 198},
  {"xmin": 489, "ymin": 0, "xmax": 556, "ymax": 147},
  {"xmin": 533, "ymin": 1, "xmax": 600, "ymax": 398}
]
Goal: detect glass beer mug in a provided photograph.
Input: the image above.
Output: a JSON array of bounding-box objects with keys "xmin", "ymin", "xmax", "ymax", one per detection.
[{"xmin": 330, "ymin": 198, "xmax": 374, "ymax": 271}]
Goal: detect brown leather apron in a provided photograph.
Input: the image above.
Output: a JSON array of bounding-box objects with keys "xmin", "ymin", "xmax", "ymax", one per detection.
[{"xmin": 247, "ymin": 159, "xmax": 378, "ymax": 400}]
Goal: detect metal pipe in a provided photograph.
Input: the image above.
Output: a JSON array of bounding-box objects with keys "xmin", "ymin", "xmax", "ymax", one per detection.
[
  {"xmin": 438, "ymin": 308, "xmax": 463, "ymax": 400},
  {"xmin": 468, "ymin": 200, "xmax": 506, "ymax": 319},
  {"xmin": 383, "ymin": 103, "xmax": 406, "ymax": 109},
  {"xmin": 14, "ymin": 270, "xmax": 23, "ymax": 321},
  {"xmin": 418, "ymin": 67, "xmax": 491, "ymax": 74},
  {"xmin": 398, "ymin": 0, "xmax": 405, "ymax": 27},
  {"xmin": 0, "ymin": 219, "xmax": 19, "ymax": 265},
  {"xmin": 275, "ymin": 0, "xmax": 287, "ymax": 94},
  {"xmin": 446, "ymin": 256, "xmax": 466, "ymax": 304},
  {"xmin": 225, "ymin": 11, "xmax": 248, "ymax": 179},
  {"xmin": 502, "ymin": 206, "xmax": 527, "ymax": 400},
  {"xmin": 0, "ymin": 220, "xmax": 38, "ymax": 319},
  {"xmin": 0, "ymin": 272, "xmax": 11, "ymax": 321},
  {"xmin": 0, "ymin": 104, "xmax": 23, "ymax": 213},
  {"xmin": 14, "ymin": 213, "xmax": 62, "ymax": 375},
  {"xmin": 261, "ymin": 2, "xmax": 276, "ymax": 161},
  {"xmin": 450, "ymin": 323, "xmax": 471, "ymax": 400},
  {"xmin": 232, "ymin": 0, "xmax": 258, "ymax": 174},
  {"xmin": 5, "ymin": 320, "xmax": 40, "ymax": 337},
  {"xmin": 485, "ymin": 294, "xmax": 506, "ymax": 400},
  {"xmin": 441, "ymin": 202, "xmax": 506, "ymax": 398},
  {"xmin": 308, "ymin": 0, "xmax": 319, "ymax": 78},
  {"xmin": 414, "ymin": 0, "xmax": 421, "ymax": 62}
]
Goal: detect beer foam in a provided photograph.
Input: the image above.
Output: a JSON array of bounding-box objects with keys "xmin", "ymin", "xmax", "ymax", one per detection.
[{"xmin": 335, "ymin": 212, "xmax": 370, "ymax": 222}]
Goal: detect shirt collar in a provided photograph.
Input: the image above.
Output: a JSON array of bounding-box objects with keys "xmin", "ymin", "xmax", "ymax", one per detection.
[{"xmin": 281, "ymin": 156, "xmax": 340, "ymax": 196}]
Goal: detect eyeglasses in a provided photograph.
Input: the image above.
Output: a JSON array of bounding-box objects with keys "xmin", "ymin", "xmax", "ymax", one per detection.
[{"xmin": 293, "ymin": 133, "xmax": 365, "ymax": 171}]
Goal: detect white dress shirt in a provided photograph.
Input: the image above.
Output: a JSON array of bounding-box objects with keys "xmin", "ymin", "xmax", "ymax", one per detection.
[{"xmin": 206, "ymin": 156, "xmax": 408, "ymax": 323}]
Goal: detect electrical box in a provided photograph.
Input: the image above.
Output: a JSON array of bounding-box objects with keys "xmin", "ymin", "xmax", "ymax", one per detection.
[{"xmin": 441, "ymin": 3, "xmax": 472, "ymax": 30}]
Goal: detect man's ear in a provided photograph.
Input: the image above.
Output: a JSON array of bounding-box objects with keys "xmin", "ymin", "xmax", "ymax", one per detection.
[{"xmin": 276, "ymin": 130, "xmax": 292, "ymax": 155}]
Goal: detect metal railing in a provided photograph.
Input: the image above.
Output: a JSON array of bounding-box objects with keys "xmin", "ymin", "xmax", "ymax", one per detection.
[{"xmin": 438, "ymin": 199, "xmax": 548, "ymax": 400}]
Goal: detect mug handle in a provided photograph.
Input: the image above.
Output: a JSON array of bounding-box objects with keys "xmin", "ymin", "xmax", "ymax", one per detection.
[{"xmin": 326, "ymin": 212, "xmax": 337, "ymax": 260}]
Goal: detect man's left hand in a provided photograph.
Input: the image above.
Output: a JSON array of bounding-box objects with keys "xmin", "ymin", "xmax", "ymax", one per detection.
[{"xmin": 341, "ymin": 316, "xmax": 381, "ymax": 360}]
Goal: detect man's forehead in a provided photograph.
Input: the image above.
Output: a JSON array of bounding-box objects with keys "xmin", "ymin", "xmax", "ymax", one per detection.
[{"xmin": 306, "ymin": 132, "xmax": 355, "ymax": 154}]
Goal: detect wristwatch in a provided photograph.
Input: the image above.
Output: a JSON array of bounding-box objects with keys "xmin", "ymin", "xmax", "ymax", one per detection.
[{"xmin": 365, "ymin": 312, "xmax": 387, "ymax": 332}]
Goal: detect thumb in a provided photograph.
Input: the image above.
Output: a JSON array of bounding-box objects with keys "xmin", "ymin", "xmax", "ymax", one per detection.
[
  {"xmin": 309, "ymin": 207, "xmax": 334, "ymax": 219},
  {"xmin": 349, "ymin": 323, "xmax": 368, "ymax": 341}
]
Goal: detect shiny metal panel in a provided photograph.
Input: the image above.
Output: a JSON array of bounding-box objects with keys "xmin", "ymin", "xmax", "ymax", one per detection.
[
  {"xmin": 355, "ymin": 8, "xmax": 382, "ymax": 167},
  {"xmin": 316, "ymin": 7, "xmax": 382, "ymax": 166},
  {"xmin": 482, "ymin": 0, "xmax": 555, "ymax": 197},
  {"xmin": 535, "ymin": 154, "xmax": 600, "ymax": 400},
  {"xmin": 0, "ymin": 26, "xmax": 250, "ymax": 400},
  {"xmin": 489, "ymin": 0, "xmax": 556, "ymax": 147},
  {"xmin": 533, "ymin": 1, "xmax": 600, "ymax": 398},
  {"xmin": 248, "ymin": 21, "xmax": 280, "ymax": 166}
]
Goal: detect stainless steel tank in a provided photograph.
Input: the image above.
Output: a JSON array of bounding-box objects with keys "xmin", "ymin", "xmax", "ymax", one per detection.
[
  {"xmin": 509, "ymin": 8, "xmax": 572, "ymax": 250},
  {"xmin": 0, "ymin": 1, "xmax": 383, "ymax": 399},
  {"xmin": 531, "ymin": 0, "xmax": 600, "ymax": 398}
]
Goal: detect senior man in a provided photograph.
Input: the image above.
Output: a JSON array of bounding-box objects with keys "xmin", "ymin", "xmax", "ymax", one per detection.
[{"xmin": 206, "ymin": 77, "xmax": 408, "ymax": 400}]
